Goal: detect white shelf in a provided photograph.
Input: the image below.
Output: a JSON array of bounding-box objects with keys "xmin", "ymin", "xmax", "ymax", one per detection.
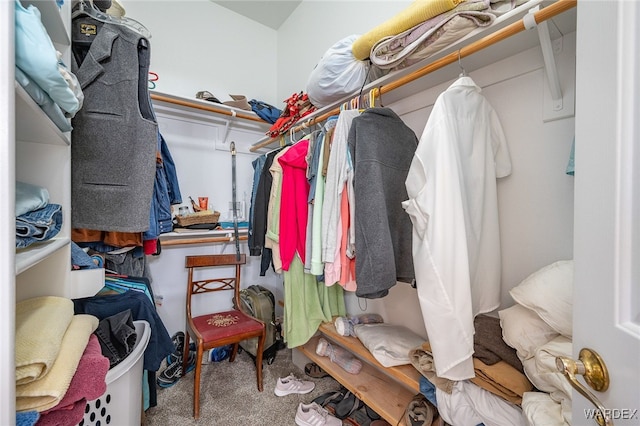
[
  {"xmin": 15, "ymin": 82, "xmax": 71, "ymax": 146},
  {"xmin": 68, "ymin": 268, "xmax": 105, "ymax": 299},
  {"xmin": 15, "ymin": 236, "xmax": 70, "ymax": 275},
  {"xmin": 250, "ymin": 0, "xmax": 577, "ymax": 151}
]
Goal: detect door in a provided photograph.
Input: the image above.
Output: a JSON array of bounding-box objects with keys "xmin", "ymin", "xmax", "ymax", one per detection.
[{"xmin": 573, "ymin": 1, "xmax": 640, "ymax": 425}]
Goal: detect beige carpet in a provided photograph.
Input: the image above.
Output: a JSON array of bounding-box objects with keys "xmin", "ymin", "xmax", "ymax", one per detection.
[{"xmin": 144, "ymin": 347, "xmax": 341, "ymax": 425}]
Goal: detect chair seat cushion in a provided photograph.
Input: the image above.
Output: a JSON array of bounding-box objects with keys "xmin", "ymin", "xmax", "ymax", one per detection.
[{"xmin": 192, "ymin": 309, "xmax": 263, "ymax": 341}]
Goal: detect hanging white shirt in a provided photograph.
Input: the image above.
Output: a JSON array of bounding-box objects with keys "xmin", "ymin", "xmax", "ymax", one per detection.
[{"xmin": 402, "ymin": 76, "xmax": 511, "ymax": 380}]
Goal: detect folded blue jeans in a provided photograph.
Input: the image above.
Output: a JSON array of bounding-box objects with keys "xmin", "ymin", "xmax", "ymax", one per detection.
[{"xmin": 15, "ymin": 203, "xmax": 62, "ymax": 248}]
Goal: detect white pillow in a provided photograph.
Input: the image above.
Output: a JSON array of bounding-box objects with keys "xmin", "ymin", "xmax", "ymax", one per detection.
[
  {"xmin": 522, "ymin": 335, "xmax": 573, "ymax": 404},
  {"xmin": 509, "ymin": 260, "xmax": 573, "ymax": 337},
  {"xmin": 354, "ymin": 323, "xmax": 425, "ymax": 368},
  {"xmin": 499, "ymin": 303, "xmax": 560, "ymax": 361}
]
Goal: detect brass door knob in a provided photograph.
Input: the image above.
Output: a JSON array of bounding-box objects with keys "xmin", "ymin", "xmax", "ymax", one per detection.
[{"xmin": 556, "ymin": 348, "xmax": 612, "ymax": 426}]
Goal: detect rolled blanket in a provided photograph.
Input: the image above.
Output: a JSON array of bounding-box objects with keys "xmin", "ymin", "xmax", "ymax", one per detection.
[
  {"xmin": 370, "ymin": 0, "xmax": 495, "ymax": 70},
  {"xmin": 16, "ymin": 296, "xmax": 74, "ymax": 385},
  {"xmin": 352, "ymin": 0, "xmax": 463, "ymax": 60},
  {"xmin": 409, "ymin": 342, "xmax": 455, "ymax": 393},
  {"xmin": 16, "ymin": 314, "xmax": 99, "ymax": 412}
]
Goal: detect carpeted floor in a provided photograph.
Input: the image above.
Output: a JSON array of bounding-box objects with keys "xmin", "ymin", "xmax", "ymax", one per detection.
[{"xmin": 144, "ymin": 347, "xmax": 341, "ymax": 425}]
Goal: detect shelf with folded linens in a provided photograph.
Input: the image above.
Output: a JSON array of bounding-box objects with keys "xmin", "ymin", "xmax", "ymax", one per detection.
[
  {"xmin": 298, "ymin": 322, "xmax": 421, "ymax": 426},
  {"xmin": 250, "ymin": 0, "xmax": 577, "ymax": 152}
]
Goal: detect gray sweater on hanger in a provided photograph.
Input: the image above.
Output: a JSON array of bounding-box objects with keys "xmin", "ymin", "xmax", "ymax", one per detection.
[{"xmin": 347, "ymin": 107, "xmax": 418, "ymax": 299}]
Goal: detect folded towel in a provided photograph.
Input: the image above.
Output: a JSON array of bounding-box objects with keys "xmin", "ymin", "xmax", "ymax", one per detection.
[
  {"xmin": 35, "ymin": 398, "xmax": 87, "ymax": 426},
  {"xmin": 410, "ymin": 341, "xmax": 533, "ymax": 404},
  {"xmin": 15, "ymin": 181, "xmax": 49, "ymax": 217},
  {"xmin": 16, "ymin": 296, "xmax": 74, "ymax": 385},
  {"xmin": 471, "ymin": 358, "xmax": 533, "ymax": 405},
  {"xmin": 16, "ymin": 314, "xmax": 99, "ymax": 412},
  {"xmin": 352, "ymin": 0, "xmax": 463, "ymax": 60},
  {"xmin": 16, "ymin": 411, "xmax": 39, "ymax": 426},
  {"xmin": 474, "ymin": 314, "xmax": 524, "ymax": 373},
  {"xmin": 37, "ymin": 334, "xmax": 109, "ymax": 426}
]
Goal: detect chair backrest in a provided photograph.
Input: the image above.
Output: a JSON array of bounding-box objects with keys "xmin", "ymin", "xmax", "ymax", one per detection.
[{"xmin": 185, "ymin": 254, "xmax": 247, "ymax": 316}]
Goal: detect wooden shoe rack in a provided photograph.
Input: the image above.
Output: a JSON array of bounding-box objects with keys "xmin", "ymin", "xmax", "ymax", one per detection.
[{"xmin": 298, "ymin": 322, "xmax": 421, "ymax": 425}]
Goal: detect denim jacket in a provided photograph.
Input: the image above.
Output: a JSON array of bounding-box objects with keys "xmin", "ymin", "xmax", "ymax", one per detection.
[{"xmin": 144, "ymin": 131, "xmax": 182, "ymax": 240}]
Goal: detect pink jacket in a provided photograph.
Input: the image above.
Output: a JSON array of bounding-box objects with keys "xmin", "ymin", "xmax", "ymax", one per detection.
[{"xmin": 278, "ymin": 140, "xmax": 310, "ymax": 271}]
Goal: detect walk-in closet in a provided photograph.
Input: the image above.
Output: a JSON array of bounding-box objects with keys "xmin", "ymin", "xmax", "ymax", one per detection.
[{"xmin": 3, "ymin": 0, "xmax": 639, "ymax": 425}]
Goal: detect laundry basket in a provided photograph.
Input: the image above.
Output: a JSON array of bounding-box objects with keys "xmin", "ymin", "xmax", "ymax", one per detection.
[{"xmin": 78, "ymin": 320, "xmax": 151, "ymax": 426}]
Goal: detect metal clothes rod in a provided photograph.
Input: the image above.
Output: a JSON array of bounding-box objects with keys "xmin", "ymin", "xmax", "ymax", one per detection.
[
  {"xmin": 250, "ymin": 0, "xmax": 577, "ymax": 153},
  {"xmin": 150, "ymin": 93, "xmax": 266, "ymax": 124}
]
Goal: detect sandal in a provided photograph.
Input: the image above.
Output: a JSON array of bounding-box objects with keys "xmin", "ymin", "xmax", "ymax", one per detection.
[
  {"xmin": 344, "ymin": 406, "xmax": 373, "ymax": 426},
  {"xmin": 312, "ymin": 389, "xmax": 345, "ymax": 415},
  {"xmin": 334, "ymin": 390, "xmax": 363, "ymax": 419},
  {"xmin": 305, "ymin": 362, "xmax": 329, "ymax": 378}
]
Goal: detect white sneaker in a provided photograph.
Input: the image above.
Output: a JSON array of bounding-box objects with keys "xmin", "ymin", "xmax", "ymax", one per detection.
[
  {"xmin": 274, "ymin": 374, "xmax": 315, "ymax": 396},
  {"xmin": 295, "ymin": 402, "xmax": 342, "ymax": 426}
]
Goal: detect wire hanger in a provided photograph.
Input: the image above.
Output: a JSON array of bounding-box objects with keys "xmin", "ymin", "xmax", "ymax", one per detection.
[{"xmin": 72, "ymin": 0, "xmax": 152, "ymax": 39}]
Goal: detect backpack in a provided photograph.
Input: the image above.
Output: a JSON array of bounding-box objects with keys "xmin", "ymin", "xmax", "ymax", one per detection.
[
  {"xmin": 235, "ymin": 284, "xmax": 281, "ymax": 364},
  {"xmin": 249, "ymin": 99, "xmax": 282, "ymax": 124}
]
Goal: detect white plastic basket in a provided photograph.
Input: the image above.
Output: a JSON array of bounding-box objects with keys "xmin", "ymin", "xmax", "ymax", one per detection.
[{"xmin": 78, "ymin": 320, "xmax": 150, "ymax": 426}]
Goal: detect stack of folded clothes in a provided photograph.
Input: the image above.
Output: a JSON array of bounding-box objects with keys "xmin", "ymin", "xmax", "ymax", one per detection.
[
  {"xmin": 352, "ymin": 0, "xmax": 531, "ymax": 71},
  {"xmin": 15, "ymin": 181, "xmax": 63, "ymax": 249},
  {"xmin": 15, "ymin": 296, "xmax": 108, "ymax": 426}
]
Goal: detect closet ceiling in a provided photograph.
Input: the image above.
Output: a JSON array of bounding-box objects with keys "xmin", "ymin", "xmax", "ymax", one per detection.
[{"xmin": 211, "ymin": 1, "xmax": 301, "ymax": 29}]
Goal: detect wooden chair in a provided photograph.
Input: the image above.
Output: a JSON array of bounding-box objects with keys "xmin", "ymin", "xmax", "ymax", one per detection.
[{"xmin": 182, "ymin": 253, "xmax": 266, "ymax": 419}]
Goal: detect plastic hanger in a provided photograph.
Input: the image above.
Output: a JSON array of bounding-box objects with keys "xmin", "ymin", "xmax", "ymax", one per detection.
[
  {"xmin": 458, "ymin": 49, "xmax": 467, "ymax": 77},
  {"xmin": 148, "ymin": 71, "xmax": 158, "ymax": 90},
  {"xmin": 72, "ymin": 0, "xmax": 152, "ymax": 39}
]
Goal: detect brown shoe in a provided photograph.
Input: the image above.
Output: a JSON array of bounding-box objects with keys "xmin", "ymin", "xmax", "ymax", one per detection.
[{"xmin": 405, "ymin": 393, "xmax": 436, "ymax": 426}]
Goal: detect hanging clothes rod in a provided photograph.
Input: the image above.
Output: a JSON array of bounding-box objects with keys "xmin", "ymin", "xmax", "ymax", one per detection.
[
  {"xmin": 150, "ymin": 93, "xmax": 266, "ymax": 124},
  {"xmin": 160, "ymin": 235, "xmax": 248, "ymax": 246},
  {"xmin": 250, "ymin": 0, "xmax": 576, "ymax": 153}
]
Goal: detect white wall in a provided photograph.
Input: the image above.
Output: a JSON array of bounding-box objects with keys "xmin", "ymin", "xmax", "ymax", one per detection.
[
  {"xmin": 121, "ymin": 0, "xmax": 279, "ymax": 105},
  {"xmin": 147, "ymin": 100, "xmax": 279, "ymax": 336}
]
